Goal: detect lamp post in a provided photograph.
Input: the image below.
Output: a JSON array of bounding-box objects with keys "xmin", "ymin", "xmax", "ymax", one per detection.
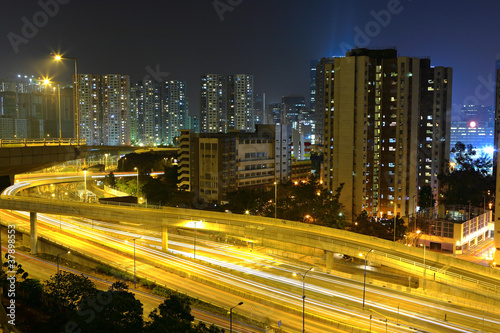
[
  {"xmin": 83, "ymin": 170, "xmax": 87, "ymax": 202},
  {"xmin": 56, "ymin": 251, "xmax": 70, "ymax": 274},
  {"xmin": 193, "ymin": 220, "xmax": 200, "ymax": 259},
  {"xmin": 229, "ymin": 301, "xmax": 243, "ymax": 333},
  {"xmin": 360, "ymin": 249, "xmax": 374, "ymax": 308},
  {"xmin": 126, "ymin": 236, "xmax": 143, "ymax": 289},
  {"xmin": 274, "ymin": 181, "xmax": 277, "ymax": 219},
  {"xmin": 392, "ymin": 201, "xmax": 397, "ymax": 242},
  {"xmin": 420, "ymin": 243, "xmax": 426, "ymax": 290},
  {"xmin": 104, "ymin": 153, "xmax": 108, "ymax": 171},
  {"xmin": 53, "ymin": 54, "xmax": 78, "ymax": 144},
  {"xmin": 134, "ymin": 167, "xmax": 139, "ymax": 196},
  {"xmin": 294, "ymin": 267, "xmax": 313, "ymax": 333}
]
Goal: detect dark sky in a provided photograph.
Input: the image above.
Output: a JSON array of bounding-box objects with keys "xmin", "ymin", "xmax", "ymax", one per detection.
[{"xmin": 1, "ymin": 0, "xmax": 500, "ymax": 114}]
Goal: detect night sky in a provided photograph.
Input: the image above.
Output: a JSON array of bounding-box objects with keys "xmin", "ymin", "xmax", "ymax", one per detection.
[{"xmin": 1, "ymin": 0, "xmax": 500, "ymax": 114}]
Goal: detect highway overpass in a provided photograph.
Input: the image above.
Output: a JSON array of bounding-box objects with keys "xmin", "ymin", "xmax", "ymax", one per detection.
[{"xmin": 1, "ymin": 189, "xmax": 500, "ymax": 306}]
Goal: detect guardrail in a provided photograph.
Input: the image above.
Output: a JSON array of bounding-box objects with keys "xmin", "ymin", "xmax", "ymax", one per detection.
[
  {"xmin": 3, "ymin": 191, "xmax": 500, "ymax": 295},
  {"xmin": 0, "ymin": 138, "xmax": 86, "ymax": 147}
]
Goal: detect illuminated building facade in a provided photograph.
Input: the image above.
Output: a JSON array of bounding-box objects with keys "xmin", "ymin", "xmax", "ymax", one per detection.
[
  {"xmin": 76, "ymin": 74, "xmax": 130, "ymax": 146},
  {"xmin": 320, "ymin": 48, "xmax": 452, "ymax": 221},
  {"xmin": 177, "ymin": 125, "xmax": 290, "ymax": 203},
  {"xmin": 200, "ymin": 74, "xmax": 254, "ymax": 133}
]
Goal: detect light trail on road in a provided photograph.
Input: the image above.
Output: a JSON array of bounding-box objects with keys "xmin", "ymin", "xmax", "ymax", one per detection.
[{"xmin": 2, "ymin": 209, "xmax": 496, "ymax": 332}]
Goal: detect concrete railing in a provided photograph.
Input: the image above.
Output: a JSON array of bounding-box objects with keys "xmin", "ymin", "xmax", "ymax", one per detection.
[{"xmin": 0, "ymin": 138, "xmax": 86, "ymax": 147}]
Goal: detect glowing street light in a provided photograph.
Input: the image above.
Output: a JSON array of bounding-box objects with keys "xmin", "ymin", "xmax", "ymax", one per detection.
[
  {"xmin": 56, "ymin": 251, "xmax": 70, "ymax": 274},
  {"xmin": 125, "ymin": 236, "xmax": 143, "ymax": 289},
  {"xmin": 193, "ymin": 220, "xmax": 199, "ymax": 259},
  {"xmin": 360, "ymin": 249, "xmax": 374, "ymax": 308},
  {"xmin": 134, "ymin": 167, "xmax": 139, "ymax": 196},
  {"xmin": 229, "ymin": 301, "xmax": 243, "ymax": 333},
  {"xmin": 53, "ymin": 54, "xmax": 79, "ymax": 144},
  {"xmin": 274, "ymin": 181, "xmax": 277, "ymax": 219},
  {"xmin": 83, "ymin": 170, "xmax": 87, "ymax": 202},
  {"xmin": 294, "ymin": 267, "xmax": 313, "ymax": 332},
  {"xmin": 420, "ymin": 242, "xmax": 426, "ymax": 290}
]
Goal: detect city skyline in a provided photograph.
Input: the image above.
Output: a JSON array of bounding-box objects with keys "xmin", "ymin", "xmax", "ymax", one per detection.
[{"xmin": 1, "ymin": 1, "xmax": 500, "ymax": 114}]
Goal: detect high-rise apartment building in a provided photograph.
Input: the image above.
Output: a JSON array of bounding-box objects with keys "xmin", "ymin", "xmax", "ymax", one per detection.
[
  {"xmin": 132, "ymin": 80, "xmax": 162, "ymax": 146},
  {"xmin": 75, "ymin": 74, "xmax": 130, "ymax": 146},
  {"xmin": 102, "ymin": 75, "xmax": 130, "ymax": 146},
  {"xmin": 315, "ymin": 58, "xmax": 335, "ymax": 147},
  {"xmin": 200, "ymin": 74, "xmax": 254, "ymax": 133},
  {"xmin": 320, "ymin": 48, "xmax": 452, "ymax": 221},
  {"xmin": 0, "ymin": 75, "xmax": 73, "ymax": 139},
  {"xmin": 254, "ymin": 93, "xmax": 266, "ymax": 125},
  {"xmin": 164, "ymin": 80, "xmax": 188, "ymax": 145},
  {"xmin": 75, "ymin": 74, "xmax": 102, "ymax": 145}
]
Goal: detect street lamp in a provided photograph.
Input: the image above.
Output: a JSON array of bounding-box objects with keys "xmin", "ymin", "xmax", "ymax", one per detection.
[
  {"xmin": 360, "ymin": 249, "xmax": 373, "ymax": 308},
  {"xmin": 53, "ymin": 54, "xmax": 78, "ymax": 144},
  {"xmin": 420, "ymin": 243, "xmax": 426, "ymax": 290},
  {"xmin": 125, "ymin": 236, "xmax": 143, "ymax": 289},
  {"xmin": 134, "ymin": 167, "xmax": 139, "ymax": 196},
  {"xmin": 293, "ymin": 267, "xmax": 313, "ymax": 333},
  {"xmin": 56, "ymin": 251, "xmax": 70, "ymax": 274},
  {"xmin": 83, "ymin": 169, "xmax": 87, "ymax": 202},
  {"xmin": 193, "ymin": 220, "xmax": 199, "ymax": 259},
  {"xmin": 394, "ymin": 214, "xmax": 397, "ymax": 242},
  {"xmin": 43, "ymin": 78, "xmax": 61, "ymax": 139},
  {"xmin": 104, "ymin": 153, "xmax": 109, "ymax": 171},
  {"xmin": 274, "ymin": 181, "xmax": 277, "ymax": 219},
  {"xmin": 229, "ymin": 301, "xmax": 243, "ymax": 333}
]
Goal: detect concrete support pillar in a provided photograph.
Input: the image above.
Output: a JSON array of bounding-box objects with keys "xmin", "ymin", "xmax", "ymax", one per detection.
[
  {"xmin": 326, "ymin": 251, "xmax": 334, "ymax": 270},
  {"xmin": 30, "ymin": 212, "xmax": 38, "ymax": 254},
  {"xmin": 162, "ymin": 227, "xmax": 168, "ymax": 251}
]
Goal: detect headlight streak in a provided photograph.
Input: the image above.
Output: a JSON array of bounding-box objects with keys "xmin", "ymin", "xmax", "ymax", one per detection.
[
  {"xmin": 8, "ymin": 211, "xmax": 485, "ymax": 332},
  {"xmin": 2, "ymin": 178, "xmax": 496, "ymax": 332}
]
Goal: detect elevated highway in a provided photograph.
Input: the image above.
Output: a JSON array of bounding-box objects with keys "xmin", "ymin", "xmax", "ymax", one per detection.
[{"xmin": 1, "ymin": 184, "xmax": 500, "ymax": 304}]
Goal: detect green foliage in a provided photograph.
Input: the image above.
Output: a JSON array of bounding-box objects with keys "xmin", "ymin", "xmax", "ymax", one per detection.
[
  {"xmin": 351, "ymin": 210, "xmax": 407, "ymax": 241},
  {"xmin": 19, "ymin": 278, "xmax": 44, "ymax": 307},
  {"xmin": 418, "ymin": 185, "xmax": 435, "ymax": 210},
  {"xmin": 192, "ymin": 322, "xmax": 225, "ymax": 333},
  {"xmin": 439, "ymin": 142, "xmax": 494, "ymax": 206},
  {"xmin": 109, "ymin": 281, "xmax": 129, "ymax": 291},
  {"xmin": 142, "ymin": 178, "xmax": 170, "ymax": 203},
  {"xmin": 74, "ymin": 289, "xmax": 144, "ymax": 333},
  {"xmin": 104, "ymin": 171, "xmax": 117, "ymax": 187},
  {"xmin": 44, "ymin": 271, "xmax": 98, "ymax": 310},
  {"xmin": 96, "ymin": 264, "xmax": 135, "ymax": 282},
  {"xmin": 310, "ymin": 151, "xmax": 323, "ymax": 174},
  {"xmin": 146, "ymin": 294, "xmax": 194, "ymax": 333},
  {"xmin": 224, "ymin": 178, "xmax": 347, "ymax": 229}
]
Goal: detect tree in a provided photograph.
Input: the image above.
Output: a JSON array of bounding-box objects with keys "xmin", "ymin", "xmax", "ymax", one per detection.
[
  {"xmin": 44, "ymin": 271, "xmax": 98, "ymax": 310},
  {"xmin": 104, "ymin": 171, "xmax": 116, "ymax": 187},
  {"xmin": 418, "ymin": 185, "xmax": 434, "ymax": 211},
  {"xmin": 19, "ymin": 278, "xmax": 43, "ymax": 307},
  {"xmin": 142, "ymin": 177, "xmax": 170, "ymax": 204},
  {"xmin": 351, "ymin": 211, "xmax": 407, "ymax": 241},
  {"xmin": 146, "ymin": 294, "xmax": 194, "ymax": 333},
  {"xmin": 75, "ymin": 288, "xmax": 144, "ymax": 333},
  {"xmin": 109, "ymin": 281, "xmax": 129, "ymax": 292},
  {"xmin": 439, "ymin": 142, "xmax": 494, "ymax": 206}
]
